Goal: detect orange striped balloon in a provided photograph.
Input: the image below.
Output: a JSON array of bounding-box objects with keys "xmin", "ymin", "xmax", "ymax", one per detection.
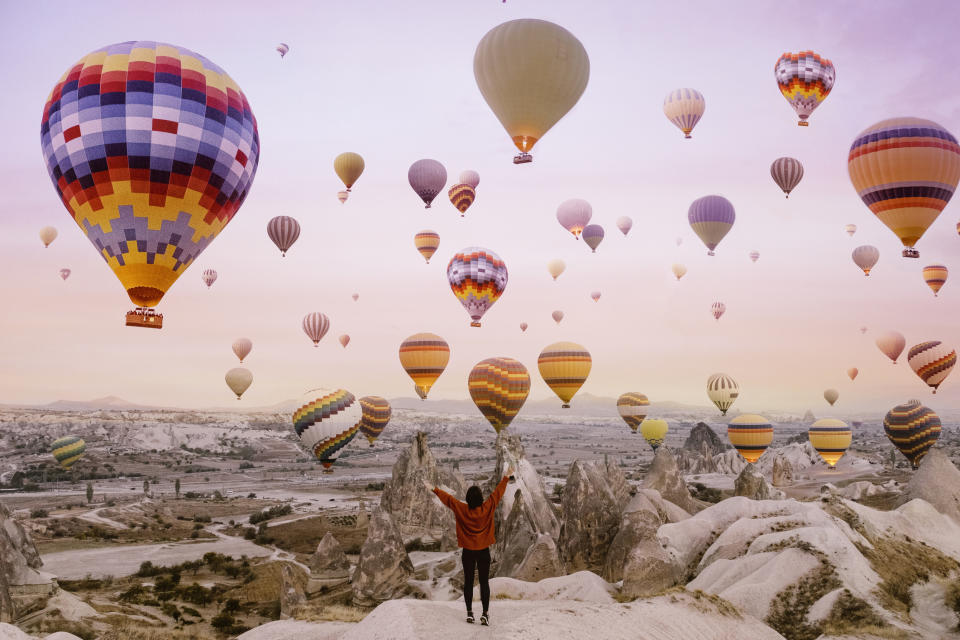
[
  {"xmin": 808, "ymin": 418, "xmax": 851, "ymax": 467},
  {"xmin": 616, "ymin": 392, "xmax": 649, "ymax": 433},
  {"xmin": 448, "ymin": 183, "xmax": 476, "ymax": 217},
  {"xmin": 414, "ymin": 230, "xmax": 440, "ymax": 264},
  {"xmin": 358, "ymin": 396, "xmax": 392, "ymax": 446},
  {"xmin": 399, "ymin": 333, "xmax": 450, "ymax": 399},
  {"xmin": 537, "ymin": 341, "xmax": 591, "ymax": 408},
  {"xmin": 922, "ymin": 264, "xmax": 948, "ymax": 297},
  {"xmin": 727, "ymin": 414, "xmax": 774, "ymax": 464},
  {"xmin": 907, "ymin": 341, "xmax": 956, "ymax": 393},
  {"xmin": 468, "ymin": 357, "xmax": 531, "ymax": 434}
]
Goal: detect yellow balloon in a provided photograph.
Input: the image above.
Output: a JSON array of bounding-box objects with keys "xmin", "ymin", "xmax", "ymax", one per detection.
[
  {"xmin": 727, "ymin": 414, "xmax": 773, "ymax": 464},
  {"xmin": 334, "ymin": 152, "xmax": 365, "ymax": 190},
  {"xmin": 640, "ymin": 419, "xmax": 668, "ymax": 452},
  {"xmin": 808, "ymin": 418, "xmax": 851, "ymax": 467},
  {"xmin": 537, "ymin": 341, "xmax": 591, "ymax": 408},
  {"xmin": 547, "ymin": 259, "xmax": 566, "ymax": 281},
  {"xmin": 398, "ymin": 333, "xmax": 450, "ymax": 399}
]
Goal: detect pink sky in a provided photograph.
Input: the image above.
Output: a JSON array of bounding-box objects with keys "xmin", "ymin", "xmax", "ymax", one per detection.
[{"xmin": 1, "ymin": 0, "xmax": 959, "ymax": 414}]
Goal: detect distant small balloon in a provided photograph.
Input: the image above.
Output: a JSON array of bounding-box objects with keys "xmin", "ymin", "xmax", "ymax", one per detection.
[
  {"xmin": 339, "ymin": 334, "xmax": 350, "ymax": 348},
  {"xmin": 663, "ymin": 88, "xmax": 705, "ymax": 139},
  {"xmin": 590, "ymin": 291, "xmax": 601, "ymax": 302},
  {"xmin": 267, "ymin": 216, "xmax": 300, "ymax": 257},
  {"xmin": 876, "ymin": 330, "xmax": 906, "ymax": 364},
  {"xmin": 201, "ymin": 269, "xmax": 217, "ymax": 288},
  {"xmin": 520, "ymin": 322, "xmax": 528, "ymax": 332},
  {"xmin": 672, "ymin": 264, "xmax": 687, "ymax": 281},
  {"xmin": 859, "ymin": 326, "xmax": 868, "ymax": 334},
  {"xmin": 414, "ymin": 230, "xmax": 440, "ymax": 264},
  {"xmin": 852, "ymin": 245, "xmax": 879, "ymax": 276},
  {"xmin": 225, "ymin": 368, "xmax": 253, "ymax": 400},
  {"xmin": 711, "ymin": 301, "xmax": 726, "ymax": 320},
  {"xmin": 408, "ymin": 159, "xmax": 447, "ymax": 208},
  {"xmin": 337, "ymin": 191, "xmax": 349, "ymax": 204},
  {"xmin": 552, "ymin": 310, "xmax": 564, "ymax": 324},
  {"xmin": 459, "ymin": 170, "xmax": 480, "ymax": 189},
  {"xmin": 302, "ymin": 312, "xmax": 331, "ymax": 347},
  {"xmin": 616, "ymin": 216, "xmax": 633, "ymax": 236},
  {"xmin": 688, "ymin": 195, "xmax": 735, "ymax": 256},
  {"xmin": 824, "ymin": 388, "xmax": 839, "ymax": 406},
  {"xmin": 770, "ymin": 157, "xmax": 804, "ymax": 198},
  {"xmin": 847, "ymin": 367, "xmax": 858, "ymax": 381},
  {"xmin": 352, "ymin": 293, "xmax": 359, "ymax": 302},
  {"xmin": 232, "ymin": 338, "xmax": 252, "ymax": 363},
  {"xmin": 922, "ymin": 265, "xmax": 948, "ymax": 297},
  {"xmin": 276, "ymin": 43, "xmax": 289, "ymax": 58},
  {"xmin": 39, "ymin": 226, "xmax": 57, "ymax": 248},
  {"xmin": 556, "ymin": 199, "xmax": 592, "ymax": 239},
  {"xmin": 749, "ymin": 250, "xmax": 759, "ymax": 263},
  {"xmin": 448, "ymin": 183, "xmax": 476, "ymax": 217},
  {"xmin": 582, "ymin": 224, "xmax": 604, "ymax": 253},
  {"xmin": 547, "ymin": 259, "xmax": 566, "ymax": 281},
  {"xmin": 845, "ymin": 224, "xmax": 857, "ymax": 237},
  {"xmin": 59, "ymin": 268, "xmax": 71, "ymax": 281},
  {"xmin": 675, "ymin": 236, "xmax": 683, "ymax": 247},
  {"xmin": 809, "ymin": 418, "xmax": 851, "ymax": 467}
]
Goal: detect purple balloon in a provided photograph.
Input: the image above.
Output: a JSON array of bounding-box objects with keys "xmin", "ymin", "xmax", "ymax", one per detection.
[{"xmin": 687, "ymin": 195, "xmax": 735, "ymax": 255}]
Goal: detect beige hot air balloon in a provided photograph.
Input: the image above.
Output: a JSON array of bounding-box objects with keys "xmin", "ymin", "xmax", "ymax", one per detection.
[
  {"xmin": 847, "ymin": 367, "xmax": 858, "ymax": 381},
  {"xmin": 225, "ymin": 368, "xmax": 253, "ymax": 400},
  {"xmin": 671, "ymin": 263, "xmax": 687, "ymax": 281},
  {"xmin": 232, "ymin": 338, "xmax": 252, "ymax": 363},
  {"xmin": 552, "ymin": 310, "xmax": 564, "ymax": 324},
  {"xmin": 824, "ymin": 389, "xmax": 839, "ymax": 406},
  {"xmin": 876, "ymin": 331, "xmax": 906, "ymax": 364},
  {"xmin": 334, "ymin": 152, "xmax": 364, "ymax": 192},
  {"xmin": 474, "ymin": 19, "xmax": 590, "ymax": 164},
  {"xmin": 547, "ymin": 259, "xmax": 566, "ymax": 281},
  {"xmin": 39, "ymin": 226, "xmax": 57, "ymax": 248}
]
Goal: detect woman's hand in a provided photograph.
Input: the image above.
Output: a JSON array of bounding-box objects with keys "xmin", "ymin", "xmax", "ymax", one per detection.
[
  {"xmin": 422, "ymin": 479, "xmax": 435, "ymax": 492},
  {"xmin": 505, "ymin": 465, "xmax": 515, "ymax": 479}
]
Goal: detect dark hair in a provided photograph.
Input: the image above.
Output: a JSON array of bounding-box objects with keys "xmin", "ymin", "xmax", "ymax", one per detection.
[{"xmin": 465, "ymin": 485, "xmax": 483, "ymax": 509}]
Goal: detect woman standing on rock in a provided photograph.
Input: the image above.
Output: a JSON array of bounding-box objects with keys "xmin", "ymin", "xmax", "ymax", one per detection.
[{"xmin": 425, "ymin": 465, "xmax": 514, "ymax": 626}]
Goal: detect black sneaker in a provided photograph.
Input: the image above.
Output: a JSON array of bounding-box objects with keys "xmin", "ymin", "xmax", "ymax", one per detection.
[
  {"xmin": 480, "ymin": 613, "xmax": 489, "ymax": 626},
  {"xmin": 466, "ymin": 612, "xmax": 475, "ymax": 624}
]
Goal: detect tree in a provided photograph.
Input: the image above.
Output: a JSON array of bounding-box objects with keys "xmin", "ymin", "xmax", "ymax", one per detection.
[
  {"xmin": 143, "ymin": 479, "xmax": 150, "ymax": 496},
  {"xmin": 86, "ymin": 482, "xmax": 93, "ymax": 504},
  {"xmin": 175, "ymin": 478, "xmax": 180, "ymax": 499}
]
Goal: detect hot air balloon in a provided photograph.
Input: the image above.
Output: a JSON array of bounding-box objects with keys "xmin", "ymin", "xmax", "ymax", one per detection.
[
  {"xmin": 51, "ymin": 436, "xmax": 85, "ymax": 470},
  {"xmin": 641, "ymin": 419, "xmax": 669, "ymax": 452},
  {"xmin": 449, "ymin": 184, "xmax": 476, "ymax": 217},
  {"xmin": 875, "ymin": 331, "xmax": 906, "ymax": 364},
  {"xmin": 824, "ymin": 389, "xmax": 839, "ymax": 406},
  {"xmin": 447, "ymin": 247, "xmax": 508, "ymax": 327},
  {"xmin": 907, "ymin": 341, "xmax": 956, "ymax": 393},
  {"xmin": 675, "ymin": 236, "xmax": 683, "ymax": 247},
  {"xmin": 884, "ymin": 400, "xmax": 941, "ymax": 468},
  {"xmin": 845, "ymin": 224, "xmax": 857, "ymax": 237},
  {"xmin": 688, "ymin": 195, "xmax": 735, "ymax": 256},
  {"xmin": 415, "ymin": 231, "xmax": 440, "ymax": 264},
  {"xmin": 556, "ymin": 199, "xmax": 592, "ymax": 239},
  {"xmin": 352, "ymin": 293, "xmax": 359, "ymax": 302},
  {"xmin": 339, "ymin": 334, "xmax": 350, "ymax": 348},
  {"xmin": 59, "ymin": 268, "xmax": 71, "ymax": 281},
  {"xmin": 268, "ymin": 216, "xmax": 300, "ymax": 257},
  {"xmin": 399, "ymin": 333, "xmax": 449, "ymax": 399},
  {"xmin": 922, "ymin": 265, "xmax": 948, "ymax": 297},
  {"xmin": 616, "ymin": 216, "xmax": 633, "ymax": 236},
  {"xmin": 519, "ymin": 322, "xmax": 528, "ymax": 332},
  {"xmin": 711, "ymin": 301, "xmax": 726, "ymax": 320},
  {"xmin": 774, "ymin": 51, "xmax": 835, "ymax": 126},
  {"xmin": 226, "ymin": 367, "xmax": 253, "ymax": 400},
  {"xmin": 590, "ymin": 291, "xmax": 601, "ymax": 302},
  {"xmin": 459, "ymin": 170, "xmax": 480, "ymax": 190},
  {"xmin": 232, "ymin": 338, "xmax": 252, "ymax": 363},
  {"xmin": 468, "ymin": 357, "xmax": 531, "ymax": 434},
  {"xmin": 727, "ymin": 414, "xmax": 774, "ymax": 463},
  {"xmin": 337, "ymin": 191, "xmax": 349, "ymax": 204},
  {"xmin": 408, "ymin": 159, "xmax": 447, "ymax": 208},
  {"xmin": 292, "ymin": 388, "xmax": 361, "ymax": 472},
  {"xmin": 547, "ymin": 259, "xmax": 566, "ymax": 281},
  {"xmin": 749, "ymin": 251, "xmax": 760, "ymax": 263},
  {"xmin": 671, "ymin": 264, "xmax": 687, "ymax": 281},
  {"xmin": 538, "ymin": 341, "xmax": 591, "ymax": 408},
  {"xmin": 302, "ymin": 312, "xmax": 330, "ymax": 347},
  {"xmin": 358, "ymin": 396, "xmax": 392, "ymax": 446},
  {"xmin": 808, "ymin": 418, "xmax": 851, "ymax": 467},
  {"xmin": 663, "ymin": 88, "xmax": 705, "ymax": 139},
  {"xmin": 276, "ymin": 43, "xmax": 289, "ymax": 58},
  {"xmin": 851, "ymin": 245, "xmax": 879, "ymax": 276},
  {"xmin": 770, "ymin": 157, "xmax": 804, "ymax": 197},
  {"xmin": 616, "ymin": 392, "xmax": 649, "ymax": 434},
  {"xmin": 474, "ymin": 19, "xmax": 589, "ymax": 163},
  {"xmin": 707, "ymin": 373, "xmax": 739, "ymax": 415},
  {"xmin": 859, "ymin": 326, "xmax": 868, "ymax": 334},
  {"xmin": 582, "ymin": 224, "xmax": 604, "ymax": 252},
  {"xmin": 847, "ymin": 367, "xmax": 858, "ymax": 381},
  {"xmin": 39, "ymin": 226, "xmax": 57, "ymax": 248},
  {"xmin": 201, "ymin": 269, "xmax": 217, "ymax": 289},
  {"xmin": 334, "ymin": 152, "xmax": 365, "ymax": 192},
  {"xmin": 552, "ymin": 310, "xmax": 564, "ymax": 324},
  {"xmin": 40, "ymin": 42, "xmax": 260, "ymax": 324},
  {"xmin": 848, "ymin": 118, "xmax": 960, "ymax": 258}
]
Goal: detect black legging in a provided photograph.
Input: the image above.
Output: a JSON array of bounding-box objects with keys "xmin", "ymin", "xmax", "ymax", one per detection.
[{"xmin": 462, "ymin": 547, "xmax": 490, "ymax": 613}]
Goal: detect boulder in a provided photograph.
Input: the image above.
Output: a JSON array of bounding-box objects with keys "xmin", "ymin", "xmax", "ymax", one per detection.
[
  {"xmin": 351, "ymin": 508, "xmax": 414, "ymax": 607},
  {"xmin": 0, "ymin": 500, "xmax": 54, "ymax": 622},
  {"xmin": 683, "ymin": 422, "xmax": 728, "ymax": 456},
  {"xmin": 308, "ymin": 532, "xmax": 351, "ymax": 589},
  {"xmin": 899, "ymin": 448, "xmax": 960, "ymax": 522},
  {"xmin": 643, "ymin": 447, "xmax": 700, "ymax": 513},
  {"xmin": 558, "ymin": 460, "xmax": 622, "ymax": 573},
  {"xmin": 771, "ymin": 452, "xmax": 794, "ymax": 487},
  {"xmin": 733, "ymin": 463, "xmax": 782, "ymax": 500}
]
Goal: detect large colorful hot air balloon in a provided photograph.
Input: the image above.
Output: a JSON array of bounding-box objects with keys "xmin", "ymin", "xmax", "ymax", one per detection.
[
  {"xmin": 414, "ymin": 231, "xmax": 440, "ymax": 264},
  {"xmin": 845, "ymin": 224, "xmax": 857, "ymax": 237},
  {"xmin": 519, "ymin": 322, "xmax": 528, "ymax": 333},
  {"xmin": 884, "ymin": 400, "xmax": 941, "ymax": 467},
  {"xmin": 616, "ymin": 216, "xmax": 633, "ymax": 236},
  {"xmin": 616, "ymin": 392, "xmax": 649, "ymax": 433},
  {"xmin": 538, "ymin": 341, "xmax": 591, "ymax": 408},
  {"xmin": 408, "ymin": 159, "xmax": 447, "ymax": 208},
  {"xmin": 824, "ymin": 389, "xmax": 839, "ymax": 406},
  {"xmin": 774, "ymin": 51, "xmax": 835, "ymax": 126},
  {"xmin": 399, "ymin": 333, "xmax": 450, "ymax": 399},
  {"xmin": 232, "ymin": 338, "xmax": 252, "ymax": 363},
  {"xmin": 292, "ymin": 388, "xmax": 361, "ymax": 472},
  {"xmin": 447, "ymin": 247, "xmax": 508, "ymax": 327},
  {"xmin": 358, "ymin": 396, "xmax": 392, "ymax": 446},
  {"xmin": 847, "ymin": 367, "xmax": 858, "ymax": 381},
  {"xmin": 59, "ymin": 268, "xmax": 71, "ymax": 281},
  {"xmin": 459, "ymin": 170, "xmax": 480, "ymax": 189},
  {"xmin": 556, "ymin": 199, "xmax": 592, "ymax": 239},
  {"xmin": 852, "ymin": 245, "xmax": 879, "ymax": 276},
  {"xmin": 671, "ymin": 263, "xmax": 687, "ymax": 281},
  {"xmin": 922, "ymin": 265, "xmax": 948, "ymax": 297},
  {"xmin": 51, "ymin": 436, "xmax": 85, "ymax": 470},
  {"xmin": 339, "ymin": 334, "xmax": 350, "ymax": 348},
  {"xmin": 40, "ymin": 42, "xmax": 260, "ymax": 321},
  {"xmin": 547, "ymin": 259, "xmax": 566, "ymax": 281},
  {"xmin": 276, "ymin": 43, "xmax": 289, "ymax": 58},
  {"xmin": 711, "ymin": 301, "xmax": 726, "ymax": 320},
  {"xmin": 907, "ymin": 341, "xmax": 956, "ymax": 393},
  {"xmin": 808, "ymin": 418, "xmax": 851, "ymax": 467},
  {"xmin": 848, "ymin": 118, "xmax": 960, "ymax": 258},
  {"xmin": 468, "ymin": 357, "xmax": 531, "ymax": 434},
  {"xmin": 688, "ymin": 195, "xmax": 735, "ymax": 256},
  {"xmin": 552, "ymin": 310, "xmax": 564, "ymax": 324},
  {"xmin": 663, "ymin": 88, "xmax": 705, "ymax": 139},
  {"xmin": 474, "ymin": 19, "xmax": 589, "ymax": 163},
  {"xmin": 201, "ymin": 269, "xmax": 217, "ymax": 289},
  {"xmin": 876, "ymin": 331, "xmax": 906, "ymax": 364},
  {"xmin": 770, "ymin": 157, "xmax": 804, "ymax": 198},
  {"xmin": 707, "ymin": 373, "xmax": 738, "ymax": 415},
  {"xmin": 728, "ymin": 414, "xmax": 773, "ymax": 464},
  {"xmin": 39, "ymin": 226, "xmax": 57, "ymax": 248},
  {"xmin": 268, "ymin": 216, "xmax": 300, "ymax": 257},
  {"xmin": 641, "ymin": 419, "xmax": 669, "ymax": 452},
  {"xmin": 590, "ymin": 291, "xmax": 601, "ymax": 302},
  {"xmin": 334, "ymin": 152, "xmax": 364, "ymax": 192},
  {"xmin": 582, "ymin": 224, "xmax": 604, "ymax": 253},
  {"xmin": 749, "ymin": 251, "xmax": 760, "ymax": 263},
  {"xmin": 448, "ymin": 184, "xmax": 476, "ymax": 217},
  {"xmin": 225, "ymin": 367, "xmax": 253, "ymax": 400},
  {"xmin": 302, "ymin": 312, "xmax": 330, "ymax": 347}
]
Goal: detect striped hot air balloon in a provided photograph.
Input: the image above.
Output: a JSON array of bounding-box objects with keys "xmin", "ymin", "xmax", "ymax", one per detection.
[
  {"xmin": 415, "ymin": 231, "xmax": 440, "ymax": 263},
  {"xmin": 538, "ymin": 341, "xmax": 591, "ymax": 408},
  {"xmin": 201, "ymin": 269, "xmax": 217, "ymax": 288},
  {"xmin": 616, "ymin": 392, "xmax": 649, "ymax": 433},
  {"xmin": 267, "ymin": 216, "xmax": 300, "ymax": 257},
  {"xmin": 727, "ymin": 414, "xmax": 773, "ymax": 464},
  {"xmin": 447, "ymin": 247, "xmax": 508, "ymax": 327},
  {"xmin": 922, "ymin": 265, "xmax": 948, "ymax": 297},
  {"xmin": 51, "ymin": 435, "xmax": 86, "ymax": 470},
  {"xmin": 399, "ymin": 333, "xmax": 450, "ymax": 399},
  {"xmin": 907, "ymin": 341, "xmax": 956, "ymax": 393},
  {"xmin": 59, "ymin": 268, "xmax": 71, "ymax": 281},
  {"xmin": 770, "ymin": 157, "xmax": 804, "ymax": 197},
  {"xmin": 232, "ymin": 338, "xmax": 252, "ymax": 363},
  {"xmin": 749, "ymin": 251, "xmax": 760, "ymax": 263},
  {"xmin": 448, "ymin": 184, "xmax": 476, "ymax": 217},
  {"xmin": 641, "ymin": 419, "xmax": 669, "ymax": 452},
  {"xmin": 663, "ymin": 88, "xmax": 705, "ymax": 139},
  {"xmin": 688, "ymin": 195, "xmax": 735, "ymax": 256},
  {"xmin": 302, "ymin": 312, "xmax": 330, "ymax": 347},
  {"xmin": 707, "ymin": 373, "xmax": 738, "ymax": 415},
  {"xmin": 582, "ymin": 224, "xmax": 604, "ymax": 253},
  {"xmin": 468, "ymin": 357, "xmax": 531, "ymax": 434},
  {"xmin": 337, "ymin": 191, "xmax": 349, "ymax": 204},
  {"xmin": 774, "ymin": 51, "xmax": 835, "ymax": 126},
  {"xmin": 845, "ymin": 224, "xmax": 857, "ymax": 237},
  {"xmin": 808, "ymin": 418, "xmax": 851, "ymax": 467},
  {"xmin": 292, "ymin": 389, "xmax": 361, "ymax": 472},
  {"xmin": 711, "ymin": 301, "xmax": 726, "ymax": 320},
  {"xmin": 884, "ymin": 400, "xmax": 941, "ymax": 467},
  {"xmin": 519, "ymin": 322, "xmax": 528, "ymax": 332},
  {"xmin": 358, "ymin": 396, "xmax": 392, "ymax": 446}
]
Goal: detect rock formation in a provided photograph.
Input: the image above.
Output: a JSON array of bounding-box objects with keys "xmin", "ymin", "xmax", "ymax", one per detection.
[
  {"xmin": 308, "ymin": 532, "xmax": 351, "ymax": 590},
  {"xmin": 683, "ymin": 422, "xmax": 728, "ymax": 456},
  {"xmin": 643, "ymin": 447, "xmax": 700, "ymax": 513},
  {"xmin": 557, "ymin": 460, "xmax": 622, "ymax": 573},
  {"xmin": 380, "ymin": 431, "xmax": 464, "ymax": 550},
  {"xmin": 899, "ymin": 448, "xmax": 960, "ymax": 522},
  {"xmin": 604, "ymin": 490, "xmax": 690, "ymax": 583},
  {"xmin": 771, "ymin": 452, "xmax": 794, "ymax": 487},
  {"xmin": 351, "ymin": 508, "xmax": 414, "ymax": 607},
  {"xmin": 733, "ymin": 463, "xmax": 782, "ymax": 500},
  {"xmin": 0, "ymin": 501, "xmax": 54, "ymax": 622},
  {"xmin": 278, "ymin": 563, "xmax": 306, "ymax": 618}
]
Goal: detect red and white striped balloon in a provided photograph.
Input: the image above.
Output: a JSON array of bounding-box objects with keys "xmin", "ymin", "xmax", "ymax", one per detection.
[
  {"xmin": 303, "ymin": 312, "xmax": 331, "ymax": 347},
  {"xmin": 267, "ymin": 216, "xmax": 301, "ymax": 256},
  {"xmin": 711, "ymin": 301, "xmax": 726, "ymax": 320}
]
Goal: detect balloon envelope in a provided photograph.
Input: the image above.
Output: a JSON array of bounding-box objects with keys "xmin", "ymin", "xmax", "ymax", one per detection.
[
  {"xmin": 468, "ymin": 357, "xmax": 531, "ymax": 434},
  {"xmin": 616, "ymin": 216, "xmax": 633, "ymax": 236},
  {"xmin": 39, "ymin": 226, "xmax": 57, "ymax": 248},
  {"xmin": 51, "ymin": 435, "xmax": 85, "ymax": 470},
  {"xmin": 884, "ymin": 400, "xmax": 941, "ymax": 467},
  {"xmin": 232, "ymin": 338, "xmax": 252, "ymax": 363},
  {"xmin": 922, "ymin": 265, "xmax": 948, "ymax": 296},
  {"xmin": 847, "ymin": 367, "xmax": 858, "ymax": 381},
  {"xmin": 447, "ymin": 247, "xmax": 508, "ymax": 327},
  {"xmin": 459, "ymin": 170, "xmax": 480, "ymax": 189},
  {"xmin": 671, "ymin": 264, "xmax": 687, "ymax": 281},
  {"xmin": 556, "ymin": 199, "xmax": 592, "ymax": 239},
  {"xmin": 59, "ymin": 268, "xmax": 71, "ymax": 281},
  {"xmin": 775, "ymin": 50, "xmax": 835, "ymax": 126},
  {"xmin": 824, "ymin": 389, "xmax": 839, "ymax": 406},
  {"xmin": 728, "ymin": 414, "xmax": 773, "ymax": 464},
  {"xmin": 707, "ymin": 373, "xmax": 739, "ymax": 415},
  {"xmin": 749, "ymin": 251, "xmax": 759, "ymax": 263},
  {"xmin": 268, "ymin": 216, "xmax": 300, "ymax": 257},
  {"xmin": 225, "ymin": 367, "xmax": 253, "ymax": 399},
  {"xmin": 519, "ymin": 322, "xmax": 528, "ymax": 332},
  {"xmin": 688, "ymin": 195, "xmax": 735, "ymax": 256},
  {"xmin": 590, "ymin": 291, "xmax": 601, "ymax": 302},
  {"xmin": 414, "ymin": 231, "xmax": 440, "ymax": 264},
  {"xmin": 547, "ymin": 259, "xmax": 566, "ymax": 280},
  {"xmin": 358, "ymin": 396, "xmax": 392, "ymax": 445},
  {"xmin": 808, "ymin": 418, "xmax": 851, "ymax": 467},
  {"xmin": 201, "ymin": 269, "xmax": 217, "ymax": 288},
  {"xmin": 408, "ymin": 159, "xmax": 447, "ymax": 208},
  {"xmin": 582, "ymin": 224, "xmax": 604, "ymax": 252},
  {"xmin": 711, "ymin": 301, "xmax": 726, "ymax": 320},
  {"xmin": 770, "ymin": 157, "xmax": 804, "ymax": 197},
  {"xmin": 448, "ymin": 184, "xmax": 476, "ymax": 216},
  {"xmin": 641, "ymin": 419, "xmax": 669, "ymax": 452},
  {"xmin": 552, "ymin": 310, "xmax": 564, "ymax": 324},
  {"xmin": 845, "ymin": 224, "xmax": 857, "ymax": 237},
  {"xmin": 538, "ymin": 341, "xmax": 591, "ymax": 408},
  {"xmin": 276, "ymin": 43, "xmax": 289, "ymax": 57},
  {"xmin": 339, "ymin": 334, "xmax": 350, "ymax": 348},
  {"xmin": 292, "ymin": 389, "xmax": 361, "ymax": 470},
  {"xmin": 399, "ymin": 333, "xmax": 450, "ymax": 399},
  {"xmin": 663, "ymin": 88, "xmax": 705, "ymax": 138},
  {"xmin": 334, "ymin": 152, "xmax": 365, "ymax": 190},
  {"xmin": 907, "ymin": 341, "xmax": 956, "ymax": 393},
  {"xmin": 617, "ymin": 392, "xmax": 649, "ymax": 433},
  {"xmin": 875, "ymin": 331, "xmax": 906, "ymax": 363},
  {"xmin": 302, "ymin": 312, "xmax": 330, "ymax": 346},
  {"xmin": 852, "ymin": 245, "xmax": 879, "ymax": 276}
]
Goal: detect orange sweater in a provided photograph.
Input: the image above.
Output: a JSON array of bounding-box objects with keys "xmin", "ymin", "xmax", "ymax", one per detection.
[{"xmin": 434, "ymin": 476, "xmax": 509, "ymax": 550}]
